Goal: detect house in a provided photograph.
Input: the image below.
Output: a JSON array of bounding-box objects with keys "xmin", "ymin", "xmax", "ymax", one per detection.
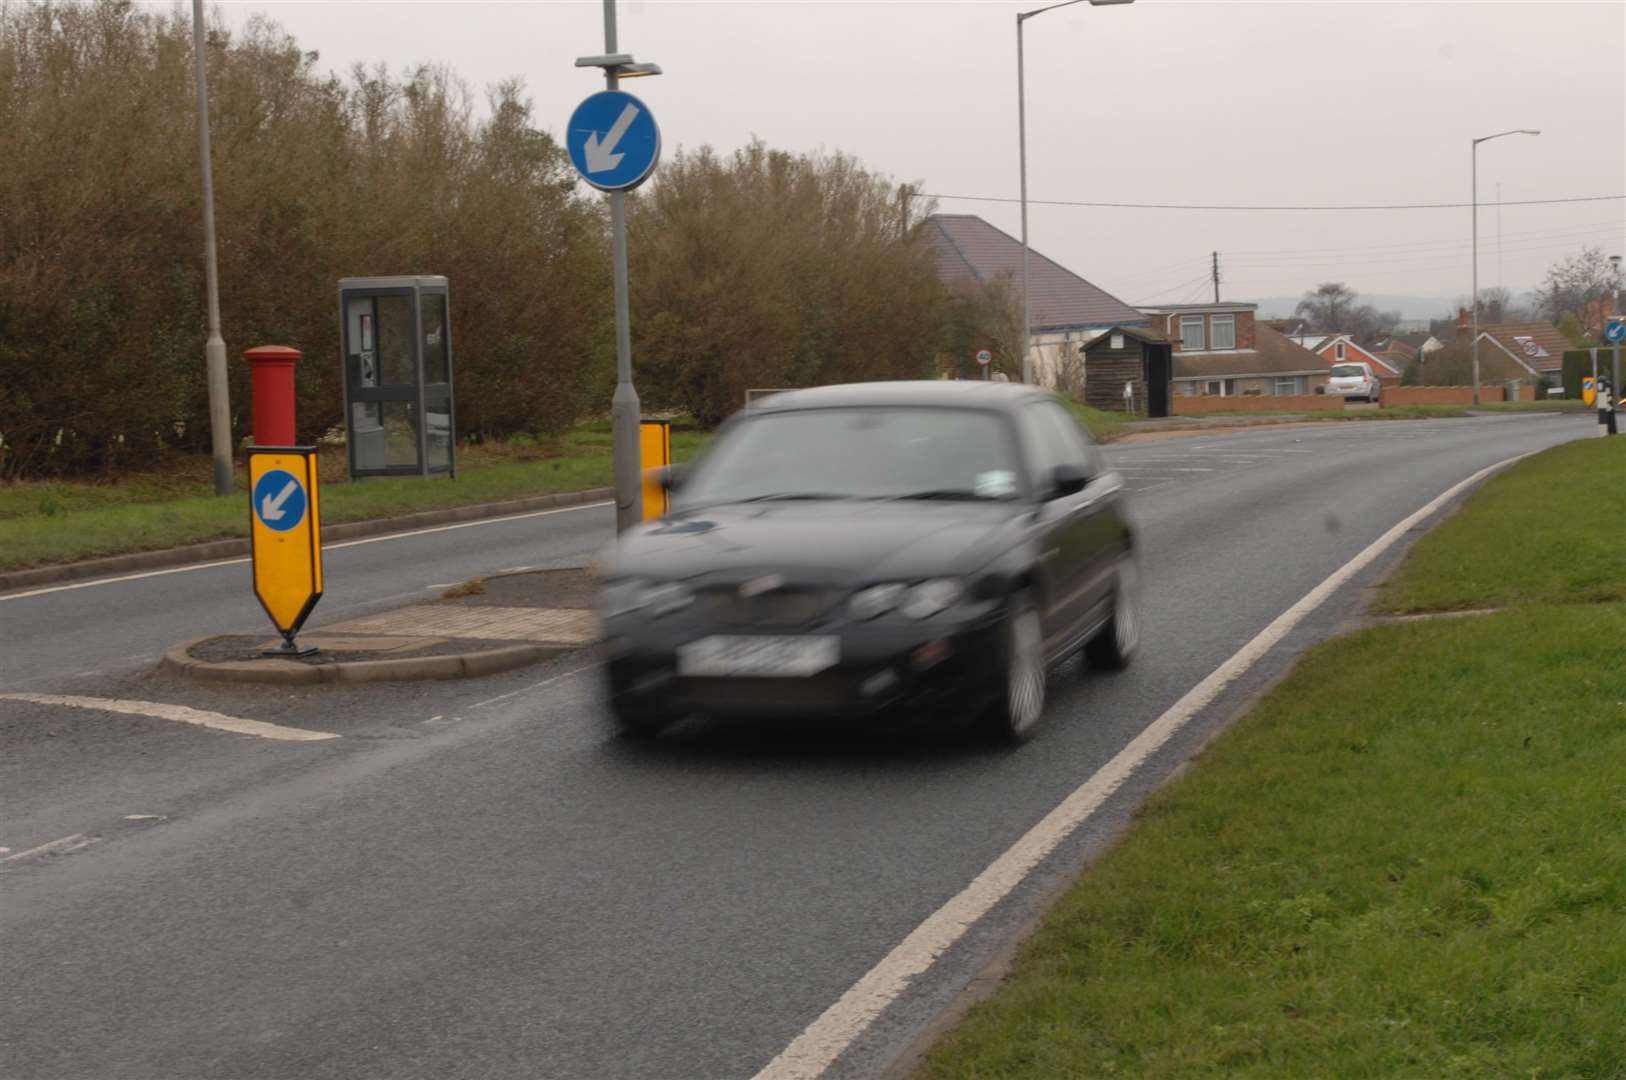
[
  {"xmin": 1079, "ymin": 326, "xmax": 1173, "ymax": 417},
  {"xmin": 1474, "ymin": 321, "xmax": 1570, "ymax": 379},
  {"xmin": 922, "ymin": 214, "xmax": 1150, "ymax": 387},
  {"xmin": 1139, "ymin": 301, "xmax": 1334, "ymax": 398},
  {"xmin": 1285, "ymin": 332, "xmax": 1405, "ymax": 385}
]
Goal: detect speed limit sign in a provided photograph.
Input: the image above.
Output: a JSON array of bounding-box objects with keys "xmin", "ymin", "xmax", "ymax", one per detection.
[{"xmin": 975, "ymin": 349, "xmax": 993, "ymax": 367}]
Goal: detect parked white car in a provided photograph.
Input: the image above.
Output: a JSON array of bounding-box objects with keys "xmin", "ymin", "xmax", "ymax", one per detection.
[{"xmin": 1326, "ymin": 362, "xmax": 1382, "ymax": 403}]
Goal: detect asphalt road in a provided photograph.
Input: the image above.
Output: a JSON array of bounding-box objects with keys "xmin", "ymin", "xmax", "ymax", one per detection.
[{"xmin": 0, "ymin": 413, "xmax": 1594, "ymax": 1080}]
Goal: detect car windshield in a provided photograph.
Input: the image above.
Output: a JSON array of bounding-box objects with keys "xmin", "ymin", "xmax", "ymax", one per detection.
[
  {"xmin": 1330, "ymin": 364, "xmax": 1365, "ymax": 378},
  {"xmin": 679, "ymin": 406, "xmax": 1023, "ymax": 506}
]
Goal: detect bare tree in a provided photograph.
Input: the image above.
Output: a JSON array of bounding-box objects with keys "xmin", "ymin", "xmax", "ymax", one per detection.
[
  {"xmin": 1537, "ymin": 246, "xmax": 1623, "ymax": 324},
  {"xmin": 1294, "ymin": 282, "xmax": 1358, "ymax": 331}
]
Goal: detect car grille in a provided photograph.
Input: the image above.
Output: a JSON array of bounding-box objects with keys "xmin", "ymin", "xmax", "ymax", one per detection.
[{"xmin": 692, "ymin": 586, "xmax": 841, "ymax": 628}]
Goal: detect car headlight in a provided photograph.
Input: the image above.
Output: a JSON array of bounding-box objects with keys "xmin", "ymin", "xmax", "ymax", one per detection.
[
  {"xmin": 598, "ymin": 579, "xmax": 694, "ymax": 619},
  {"xmin": 849, "ymin": 583, "xmax": 907, "ymax": 621},
  {"xmin": 899, "ymin": 578, "xmax": 964, "ymax": 620}
]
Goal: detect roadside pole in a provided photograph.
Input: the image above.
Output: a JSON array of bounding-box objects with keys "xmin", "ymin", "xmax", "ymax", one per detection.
[
  {"xmin": 572, "ymin": 0, "xmax": 662, "ymax": 533},
  {"xmin": 192, "ymin": 0, "xmax": 232, "ymax": 496}
]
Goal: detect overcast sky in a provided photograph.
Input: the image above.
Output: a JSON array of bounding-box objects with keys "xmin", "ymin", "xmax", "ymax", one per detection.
[{"xmin": 227, "ymin": 0, "xmax": 1625, "ymax": 316}]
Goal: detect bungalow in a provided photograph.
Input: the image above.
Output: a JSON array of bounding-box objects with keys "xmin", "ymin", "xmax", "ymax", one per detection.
[
  {"xmin": 1285, "ymin": 332, "xmax": 1405, "ymax": 385},
  {"xmin": 922, "ymin": 214, "xmax": 1151, "ymax": 387},
  {"xmin": 1139, "ymin": 301, "xmax": 1334, "ymax": 398},
  {"xmin": 1475, "ymin": 321, "xmax": 1570, "ymax": 380}
]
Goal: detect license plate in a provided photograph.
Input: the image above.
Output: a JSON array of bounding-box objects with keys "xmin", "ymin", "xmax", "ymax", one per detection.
[{"xmin": 677, "ymin": 636, "xmax": 839, "ymax": 677}]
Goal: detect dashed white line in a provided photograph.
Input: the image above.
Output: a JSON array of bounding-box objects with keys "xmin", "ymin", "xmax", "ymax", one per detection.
[
  {"xmin": 0, "ymin": 694, "xmax": 339, "ymax": 742},
  {"xmin": 750, "ymin": 447, "xmax": 1539, "ymax": 1080},
  {"xmin": 0, "ymin": 833, "xmax": 102, "ymax": 866}
]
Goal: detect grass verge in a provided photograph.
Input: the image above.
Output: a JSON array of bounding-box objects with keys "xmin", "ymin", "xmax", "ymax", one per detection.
[
  {"xmin": 918, "ymin": 435, "xmax": 1626, "ymax": 1079},
  {"xmin": 0, "ymin": 420, "xmax": 709, "ymax": 572},
  {"xmin": 1378, "ymin": 435, "xmax": 1626, "ymax": 613},
  {"xmin": 1062, "ymin": 400, "xmax": 1128, "ymax": 443}
]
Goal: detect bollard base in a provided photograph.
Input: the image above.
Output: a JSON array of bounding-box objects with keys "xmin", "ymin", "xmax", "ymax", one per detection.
[{"xmin": 262, "ymin": 636, "xmax": 318, "ymax": 659}]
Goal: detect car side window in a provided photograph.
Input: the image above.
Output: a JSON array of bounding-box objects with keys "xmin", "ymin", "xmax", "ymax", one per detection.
[
  {"xmin": 1030, "ymin": 401, "xmax": 1103, "ymax": 477},
  {"xmin": 1019, "ymin": 405, "xmax": 1068, "ymax": 489}
]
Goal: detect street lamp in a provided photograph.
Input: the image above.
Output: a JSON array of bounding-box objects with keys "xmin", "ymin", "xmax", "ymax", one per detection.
[
  {"xmin": 1471, "ymin": 128, "xmax": 1539, "ymax": 404},
  {"xmin": 192, "ymin": 0, "xmax": 232, "ymax": 495},
  {"xmin": 1017, "ymin": 0, "xmax": 1133, "ymax": 385}
]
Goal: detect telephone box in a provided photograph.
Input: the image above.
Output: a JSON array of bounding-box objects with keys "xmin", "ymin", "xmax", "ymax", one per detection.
[{"xmin": 338, "ymin": 276, "xmax": 456, "ymax": 479}]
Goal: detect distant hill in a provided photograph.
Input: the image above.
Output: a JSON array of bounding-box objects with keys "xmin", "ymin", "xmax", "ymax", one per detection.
[{"xmin": 1253, "ymin": 294, "xmax": 1457, "ymax": 324}]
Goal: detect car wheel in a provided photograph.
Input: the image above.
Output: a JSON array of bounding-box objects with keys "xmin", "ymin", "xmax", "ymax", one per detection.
[
  {"xmin": 981, "ymin": 591, "xmax": 1046, "ymax": 743},
  {"xmin": 609, "ymin": 698, "xmax": 675, "ymax": 739},
  {"xmin": 1085, "ymin": 558, "xmax": 1140, "ymax": 671}
]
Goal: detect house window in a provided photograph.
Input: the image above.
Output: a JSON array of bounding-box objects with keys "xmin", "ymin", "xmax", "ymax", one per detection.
[
  {"xmin": 1204, "ymin": 379, "xmax": 1232, "ymax": 397},
  {"xmin": 1274, "ymin": 376, "xmax": 1304, "ymax": 396},
  {"xmin": 1181, "ymin": 315, "xmax": 1205, "ymax": 351},
  {"xmin": 1110, "ymin": 333, "xmax": 1124, "ymax": 350},
  {"xmin": 1335, "ymin": 341, "xmax": 1346, "ymax": 361},
  {"xmin": 1181, "ymin": 382, "xmax": 1198, "ymax": 397},
  {"xmin": 1211, "ymin": 314, "xmax": 1236, "ymax": 350}
]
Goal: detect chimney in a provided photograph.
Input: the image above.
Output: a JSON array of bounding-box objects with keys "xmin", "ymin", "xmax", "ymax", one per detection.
[{"xmin": 1456, "ymin": 306, "xmax": 1471, "ymax": 339}]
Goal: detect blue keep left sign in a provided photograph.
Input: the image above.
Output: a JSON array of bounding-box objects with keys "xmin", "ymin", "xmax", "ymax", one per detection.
[
  {"xmin": 253, "ymin": 469, "xmax": 307, "ymax": 532},
  {"xmin": 1606, "ymin": 318, "xmax": 1625, "ymax": 344},
  {"xmin": 566, "ymin": 90, "xmax": 661, "ymax": 192}
]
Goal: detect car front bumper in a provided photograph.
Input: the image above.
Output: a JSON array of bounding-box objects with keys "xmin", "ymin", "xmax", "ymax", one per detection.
[{"xmin": 603, "ymin": 611, "xmax": 1006, "ymax": 720}]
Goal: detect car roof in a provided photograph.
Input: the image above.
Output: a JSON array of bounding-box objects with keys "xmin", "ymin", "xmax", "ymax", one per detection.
[{"xmin": 748, "ymin": 381, "xmax": 1052, "ymax": 415}]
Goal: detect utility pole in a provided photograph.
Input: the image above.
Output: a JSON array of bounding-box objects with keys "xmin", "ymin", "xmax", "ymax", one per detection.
[
  {"xmin": 192, "ymin": 0, "xmax": 232, "ymax": 495},
  {"xmin": 1611, "ymin": 254, "xmax": 1622, "ymax": 402},
  {"xmin": 899, "ymin": 184, "xmax": 911, "ymax": 240},
  {"xmin": 1211, "ymin": 251, "xmax": 1220, "ymax": 303}
]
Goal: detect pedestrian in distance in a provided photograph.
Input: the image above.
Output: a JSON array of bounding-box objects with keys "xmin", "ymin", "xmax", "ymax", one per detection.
[{"xmin": 1599, "ymin": 377, "xmax": 1618, "ymax": 437}]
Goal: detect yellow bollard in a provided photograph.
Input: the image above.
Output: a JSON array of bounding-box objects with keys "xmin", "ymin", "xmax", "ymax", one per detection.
[{"xmin": 640, "ymin": 419, "xmax": 672, "ymax": 521}]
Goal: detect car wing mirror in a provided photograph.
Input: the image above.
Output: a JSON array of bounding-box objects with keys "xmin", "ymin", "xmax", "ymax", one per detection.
[
  {"xmin": 1051, "ymin": 462, "xmax": 1089, "ymax": 499},
  {"xmin": 660, "ymin": 464, "xmax": 688, "ymax": 492}
]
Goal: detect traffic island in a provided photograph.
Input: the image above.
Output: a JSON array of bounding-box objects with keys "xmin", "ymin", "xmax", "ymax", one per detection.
[{"xmin": 160, "ymin": 567, "xmax": 601, "ymax": 685}]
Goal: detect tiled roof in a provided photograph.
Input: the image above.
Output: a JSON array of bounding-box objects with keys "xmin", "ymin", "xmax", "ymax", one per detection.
[
  {"xmin": 1478, "ymin": 321, "xmax": 1571, "ymax": 372},
  {"xmin": 1172, "ymin": 324, "xmax": 1331, "ymax": 379},
  {"xmin": 923, "ymin": 214, "xmax": 1147, "ymax": 331}
]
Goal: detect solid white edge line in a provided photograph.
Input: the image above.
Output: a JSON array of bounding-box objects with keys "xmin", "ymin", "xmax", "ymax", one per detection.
[
  {"xmin": 0, "ymin": 501, "xmax": 611, "ymax": 602},
  {"xmin": 750, "ymin": 448, "xmax": 1538, "ymax": 1080},
  {"xmin": 0, "ymin": 694, "xmax": 339, "ymax": 742}
]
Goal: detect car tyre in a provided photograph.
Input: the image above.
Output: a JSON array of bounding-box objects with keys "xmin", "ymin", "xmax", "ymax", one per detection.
[
  {"xmin": 609, "ymin": 698, "xmax": 676, "ymax": 740},
  {"xmin": 1085, "ymin": 558, "xmax": 1140, "ymax": 671},
  {"xmin": 980, "ymin": 590, "xmax": 1047, "ymax": 744}
]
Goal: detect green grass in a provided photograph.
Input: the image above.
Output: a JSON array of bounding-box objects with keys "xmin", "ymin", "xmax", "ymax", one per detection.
[
  {"xmin": 1378, "ymin": 436, "xmax": 1626, "ymax": 613},
  {"xmin": 0, "ymin": 421, "xmax": 710, "ymax": 572},
  {"xmin": 919, "ymin": 434, "xmax": 1626, "ymax": 1080},
  {"xmin": 1469, "ymin": 399, "xmax": 1588, "ymax": 412},
  {"xmin": 919, "ymin": 605, "xmax": 1626, "ymax": 1080},
  {"xmin": 1061, "ymin": 400, "xmax": 1128, "ymax": 443}
]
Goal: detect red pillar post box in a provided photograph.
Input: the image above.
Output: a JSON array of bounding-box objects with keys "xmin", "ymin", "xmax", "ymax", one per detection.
[{"xmin": 244, "ymin": 345, "xmax": 301, "ymax": 446}]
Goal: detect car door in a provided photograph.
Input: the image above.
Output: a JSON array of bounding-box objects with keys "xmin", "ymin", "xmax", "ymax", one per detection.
[
  {"xmin": 1029, "ymin": 400, "xmax": 1121, "ymax": 645},
  {"xmin": 1017, "ymin": 402, "xmax": 1095, "ymax": 654}
]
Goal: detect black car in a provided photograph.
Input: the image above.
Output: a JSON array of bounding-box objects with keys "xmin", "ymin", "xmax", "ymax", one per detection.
[{"xmin": 598, "ymin": 381, "xmax": 1139, "ymax": 741}]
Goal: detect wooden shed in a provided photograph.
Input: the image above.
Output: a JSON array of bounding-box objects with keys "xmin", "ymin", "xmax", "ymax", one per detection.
[{"xmin": 1082, "ymin": 326, "xmax": 1173, "ymax": 417}]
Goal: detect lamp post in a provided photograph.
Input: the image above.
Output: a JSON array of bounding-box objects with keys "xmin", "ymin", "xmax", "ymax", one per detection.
[
  {"xmin": 192, "ymin": 0, "xmax": 232, "ymax": 495},
  {"xmin": 1470, "ymin": 128, "xmax": 1538, "ymax": 404},
  {"xmin": 1610, "ymin": 254, "xmax": 1622, "ymax": 401},
  {"xmin": 1017, "ymin": 0, "xmax": 1133, "ymax": 385},
  {"xmin": 576, "ymin": 1, "xmax": 660, "ymax": 533}
]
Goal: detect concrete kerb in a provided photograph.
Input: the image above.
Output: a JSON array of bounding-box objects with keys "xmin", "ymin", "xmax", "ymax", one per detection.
[
  {"xmin": 0, "ymin": 486, "xmax": 615, "ymax": 594},
  {"xmin": 160, "ymin": 637, "xmax": 570, "ymax": 686}
]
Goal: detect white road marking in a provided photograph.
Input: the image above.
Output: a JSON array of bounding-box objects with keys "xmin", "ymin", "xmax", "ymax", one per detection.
[
  {"xmin": 0, "ymin": 501, "xmax": 611, "ymax": 602},
  {"xmin": 1117, "ymin": 467, "xmax": 1216, "ymax": 473},
  {"xmin": 751, "ymin": 448, "xmax": 1539, "ymax": 1080},
  {"xmin": 0, "ymin": 694, "xmax": 339, "ymax": 742},
  {"xmin": 468, "ymin": 662, "xmax": 595, "ymax": 710},
  {"xmin": 123, "ymin": 814, "xmax": 167, "ymax": 822},
  {"xmin": 0, "ymin": 833, "xmax": 101, "ymax": 865}
]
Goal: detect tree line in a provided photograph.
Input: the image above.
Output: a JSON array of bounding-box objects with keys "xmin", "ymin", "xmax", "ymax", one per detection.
[{"xmin": 0, "ymin": 2, "xmax": 952, "ymax": 479}]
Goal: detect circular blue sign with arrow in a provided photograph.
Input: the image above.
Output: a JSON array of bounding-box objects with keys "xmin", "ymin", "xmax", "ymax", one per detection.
[
  {"xmin": 566, "ymin": 90, "xmax": 661, "ymax": 192},
  {"xmin": 1606, "ymin": 318, "xmax": 1625, "ymax": 344},
  {"xmin": 253, "ymin": 469, "xmax": 307, "ymax": 533}
]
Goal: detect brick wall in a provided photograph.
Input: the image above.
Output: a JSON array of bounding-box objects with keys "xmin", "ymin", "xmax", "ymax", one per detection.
[
  {"xmin": 1173, "ymin": 393, "xmax": 1344, "ymax": 414},
  {"xmin": 1382, "ymin": 385, "xmax": 1509, "ymax": 405}
]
